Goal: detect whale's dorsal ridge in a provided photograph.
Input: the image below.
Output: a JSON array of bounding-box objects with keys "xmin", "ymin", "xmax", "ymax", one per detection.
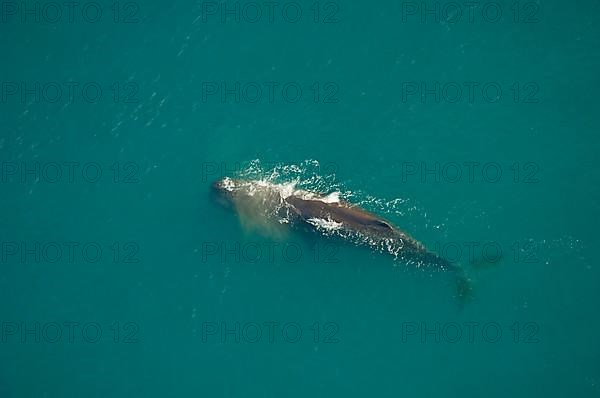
[{"xmin": 372, "ymin": 220, "xmax": 393, "ymax": 230}]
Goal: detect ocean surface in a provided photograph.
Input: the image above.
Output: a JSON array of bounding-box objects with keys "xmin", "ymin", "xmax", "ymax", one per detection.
[{"xmin": 1, "ymin": 0, "xmax": 600, "ymax": 396}]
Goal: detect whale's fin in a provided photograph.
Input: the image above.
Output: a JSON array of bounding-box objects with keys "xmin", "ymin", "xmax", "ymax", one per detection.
[
  {"xmin": 372, "ymin": 220, "xmax": 394, "ymax": 230},
  {"xmin": 455, "ymin": 270, "xmax": 475, "ymax": 308},
  {"xmin": 424, "ymin": 251, "xmax": 475, "ymax": 306},
  {"xmin": 453, "ymin": 251, "xmax": 505, "ymax": 308}
]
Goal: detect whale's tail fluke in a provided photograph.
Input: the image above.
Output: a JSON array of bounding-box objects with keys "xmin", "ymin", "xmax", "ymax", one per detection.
[
  {"xmin": 414, "ymin": 251, "xmax": 475, "ymax": 306},
  {"xmin": 453, "ymin": 250, "xmax": 505, "ymax": 306}
]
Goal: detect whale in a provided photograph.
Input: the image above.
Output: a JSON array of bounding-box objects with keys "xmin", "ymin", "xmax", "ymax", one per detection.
[{"xmin": 211, "ymin": 177, "xmax": 472, "ymax": 300}]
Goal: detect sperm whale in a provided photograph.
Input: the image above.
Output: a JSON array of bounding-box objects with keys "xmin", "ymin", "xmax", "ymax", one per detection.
[{"xmin": 211, "ymin": 177, "xmax": 472, "ymax": 300}]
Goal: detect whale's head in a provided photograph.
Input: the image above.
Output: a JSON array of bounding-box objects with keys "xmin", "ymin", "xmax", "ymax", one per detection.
[
  {"xmin": 210, "ymin": 177, "xmax": 240, "ymax": 208},
  {"xmin": 211, "ymin": 177, "xmax": 272, "ymax": 205},
  {"xmin": 211, "ymin": 177, "xmax": 285, "ymax": 206},
  {"xmin": 211, "ymin": 178, "xmax": 291, "ymax": 237}
]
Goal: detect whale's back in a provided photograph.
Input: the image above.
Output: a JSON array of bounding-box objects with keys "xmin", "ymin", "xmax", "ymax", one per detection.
[{"xmin": 285, "ymin": 196, "xmax": 427, "ymax": 252}]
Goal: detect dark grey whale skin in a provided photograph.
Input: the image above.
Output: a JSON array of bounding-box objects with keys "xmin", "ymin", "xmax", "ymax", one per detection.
[
  {"xmin": 211, "ymin": 179, "xmax": 455, "ymax": 271},
  {"xmin": 285, "ymin": 196, "xmax": 455, "ymax": 270},
  {"xmin": 285, "ymin": 196, "xmax": 421, "ymax": 248}
]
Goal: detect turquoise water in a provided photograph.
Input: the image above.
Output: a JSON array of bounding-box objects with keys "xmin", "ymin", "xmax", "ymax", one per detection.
[{"xmin": 2, "ymin": 0, "xmax": 600, "ymax": 396}]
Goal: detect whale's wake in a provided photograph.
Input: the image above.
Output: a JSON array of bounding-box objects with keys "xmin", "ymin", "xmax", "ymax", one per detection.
[
  {"xmin": 210, "ymin": 160, "xmax": 476, "ymax": 303},
  {"xmin": 215, "ymin": 172, "xmax": 447, "ymax": 269}
]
